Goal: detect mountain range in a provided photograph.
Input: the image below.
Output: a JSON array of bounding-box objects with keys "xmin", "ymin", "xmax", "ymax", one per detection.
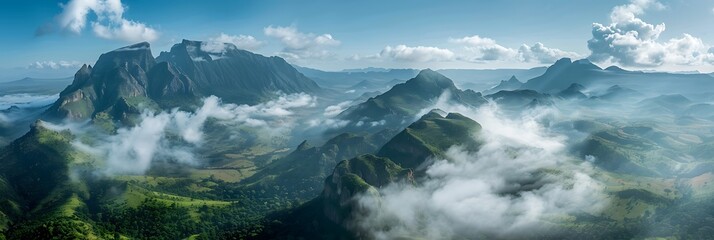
[
  {"xmin": 5, "ymin": 40, "xmax": 714, "ymax": 239},
  {"xmin": 520, "ymin": 58, "xmax": 714, "ymax": 95},
  {"xmin": 334, "ymin": 69, "xmax": 486, "ymax": 133},
  {"xmin": 45, "ymin": 41, "xmax": 321, "ymax": 121},
  {"xmin": 250, "ymin": 110, "xmax": 483, "ymax": 239}
]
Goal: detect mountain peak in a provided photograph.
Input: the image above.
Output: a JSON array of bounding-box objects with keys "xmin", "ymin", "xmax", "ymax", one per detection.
[
  {"xmin": 113, "ymin": 42, "xmax": 151, "ymax": 52},
  {"xmin": 484, "ymin": 75, "xmax": 523, "ymax": 94},
  {"xmin": 93, "ymin": 42, "xmax": 156, "ymax": 75},
  {"xmin": 605, "ymin": 65, "xmax": 627, "ymax": 72},
  {"xmin": 377, "ymin": 110, "xmax": 481, "ymax": 170},
  {"xmin": 155, "ymin": 39, "xmax": 320, "ymax": 104},
  {"xmin": 573, "ymin": 59, "xmax": 592, "ymax": 65},
  {"xmin": 77, "ymin": 64, "xmax": 92, "ymax": 73},
  {"xmin": 553, "ymin": 57, "xmax": 573, "ymax": 66},
  {"xmin": 177, "ymin": 39, "xmax": 240, "ymax": 54},
  {"xmin": 410, "ymin": 69, "xmax": 455, "ymax": 88},
  {"xmin": 565, "ymin": 83, "xmax": 585, "ymax": 91},
  {"xmin": 415, "ymin": 68, "xmax": 439, "ymax": 78},
  {"xmin": 296, "ymin": 140, "xmax": 312, "ymax": 151},
  {"xmin": 573, "ymin": 58, "xmax": 602, "ymax": 70},
  {"xmin": 607, "ymin": 85, "xmax": 623, "ymax": 92},
  {"xmin": 333, "ymin": 68, "xmax": 485, "ymax": 132},
  {"xmin": 557, "ymin": 83, "xmax": 587, "ymax": 99},
  {"xmin": 540, "ymin": 57, "xmax": 573, "ymax": 75},
  {"xmin": 421, "ymin": 109, "xmax": 447, "ymax": 120},
  {"xmin": 521, "ymin": 57, "xmax": 604, "ymax": 93}
]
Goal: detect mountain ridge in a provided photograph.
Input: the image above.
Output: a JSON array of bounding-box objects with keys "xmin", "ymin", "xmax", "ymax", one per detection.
[{"xmin": 44, "ymin": 40, "xmax": 322, "ymax": 121}]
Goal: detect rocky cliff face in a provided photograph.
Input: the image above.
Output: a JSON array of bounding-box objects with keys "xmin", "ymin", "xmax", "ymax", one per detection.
[
  {"xmin": 321, "ymin": 154, "xmax": 406, "ymax": 226},
  {"xmin": 45, "ymin": 40, "xmax": 321, "ymax": 121},
  {"xmin": 45, "ymin": 42, "xmax": 189, "ymax": 120},
  {"xmin": 156, "ymin": 40, "xmax": 321, "ymax": 104}
]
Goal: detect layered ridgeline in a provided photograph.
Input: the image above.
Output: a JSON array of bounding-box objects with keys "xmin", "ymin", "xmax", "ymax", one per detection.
[
  {"xmin": 239, "ymin": 129, "xmax": 398, "ymax": 200},
  {"xmin": 334, "ymin": 69, "xmax": 487, "ymax": 133},
  {"xmin": 45, "ymin": 40, "xmax": 320, "ymax": 120},
  {"xmin": 249, "ymin": 110, "xmax": 483, "ymax": 239},
  {"xmin": 482, "ymin": 75, "xmax": 523, "ymax": 95},
  {"xmin": 0, "ymin": 106, "xmax": 482, "ymax": 239},
  {"xmin": 520, "ymin": 58, "xmax": 714, "ymax": 94}
]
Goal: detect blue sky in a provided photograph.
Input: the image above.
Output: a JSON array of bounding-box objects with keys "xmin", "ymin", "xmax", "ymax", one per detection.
[{"xmin": 2, "ymin": 0, "xmax": 714, "ymax": 80}]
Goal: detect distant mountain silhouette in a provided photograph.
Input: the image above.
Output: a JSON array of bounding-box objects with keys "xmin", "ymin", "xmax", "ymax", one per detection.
[{"xmin": 521, "ymin": 58, "xmax": 714, "ymax": 95}]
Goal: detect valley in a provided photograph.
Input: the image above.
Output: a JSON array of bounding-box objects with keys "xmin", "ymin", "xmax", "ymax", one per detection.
[{"xmin": 3, "ymin": 1, "xmax": 714, "ymax": 238}]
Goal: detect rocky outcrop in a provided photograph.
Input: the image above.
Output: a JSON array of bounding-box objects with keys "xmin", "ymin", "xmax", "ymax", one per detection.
[
  {"xmin": 156, "ymin": 40, "xmax": 321, "ymax": 104},
  {"xmin": 321, "ymin": 154, "xmax": 407, "ymax": 226},
  {"xmin": 44, "ymin": 40, "xmax": 322, "ymax": 122},
  {"xmin": 45, "ymin": 42, "xmax": 159, "ymax": 120}
]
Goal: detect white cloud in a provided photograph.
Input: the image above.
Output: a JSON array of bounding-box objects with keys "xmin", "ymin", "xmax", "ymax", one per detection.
[
  {"xmin": 307, "ymin": 118, "xmax": 350, "ymax": 129},
  {"xmin": 99, "ymin": 111, "xmax": 183, "ymax": 174},
  {"xmin": 588, "ymin": 0, "xmax": 714, "ymax": 67},
  {"xmin": 71, "ymin": 93, "xmax": 316, "ymax": 175},
  {"xmin": 264, "ymin": 25, "xmax": 340, "ymax": 59},
  {"xmin": 379, "ymin": 45, "xmax": 455, "ymax": 62},
  {"xmin": 52, "ymin": 0, "xmax": 158, "ymax": 42},
  {"xmin": 91, "ymin": 19, "xmax": 158, "ymax": 42},
  {"xmin": 202, "ymin": 33, "xmax": 264, "ymax": 53},
  {"xmin": 28, "ymin": 60, "xmax": 83, "ymax": 69},
  {"xmin": 306, "ymin": 101, "xmax": 355, "ymax": 129},
  {"xmin": 355, "ymin": 98, "xmax": 606, "ymax": 239},
  {"xmin": 323, "ymin": 101, "xmax": 352, "ymax": 117},
  {"xmin": 519, "ymin": 42, "xmax": 581, "ymax": 63},
  {"xmin": 451, "ymin": 35, "xmax": 580, "ymax": 63},
  {"xmin": 369, "ymin": 119, "xmax": 386, "ymax": 127},
  {"xmin": 451, "ymin": 35, "xmax": 518, "ymax": 61}
]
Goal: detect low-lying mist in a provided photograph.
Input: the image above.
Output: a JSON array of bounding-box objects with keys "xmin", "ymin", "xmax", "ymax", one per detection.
[
  {"xmin": 355, "ymin": 94, "xmax": 608, "ymax": 239},
  {"xmin": 65, "ymin": 93, "xmax": 318, "ymax": 175}
]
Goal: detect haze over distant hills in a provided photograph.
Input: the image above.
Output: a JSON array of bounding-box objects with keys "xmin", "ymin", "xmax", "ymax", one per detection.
[
  {"xmin": 333, "ymin": 69, "xmax": 487, "ymax": 133},
  {"xmin": 520, "ymin": 58, "xmax": 714, "ymax": 96},
  {"xmin": 294, "ymin": 65, "xmax": 546, "ymax": 92}
]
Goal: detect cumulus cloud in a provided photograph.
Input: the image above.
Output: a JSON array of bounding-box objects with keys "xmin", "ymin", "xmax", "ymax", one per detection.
[
  {"xmin": 355, "ymin": 95, "xmax": 606, "ymax": 239},
  {"xmin": 264, "ymin": 25, "xmax": 340, "ymax": 59},
  {"xmin": 28, "ymin": 60, "xmax": 84, "ymax": 69},
  {"xmin": 46, "ymin": 0, "xmax": 158, "ymax": 42},
  {"xmin": 71, "ymin": 93, "xmax": 316, "ymax": 175},
  {"xmin": 451, "ymin": 35, "xmax": 518, "ymax": 61},
  {"xmin": 588, "ymin": 0, "xmax": 714, "ymax": 67},
  {"xmin": 201, "ymin": 33, "xmax": 264, "ymax": 53},
  {"xmin": 451, "ymin": 35, "xmax": 580, "ymax": 63},
  {"xmin": 519, "ymin": 42, "xmax": 582, "ymax": 63},
  {"xmin": 379, "ymin": 45, "xmax": 455, "ymax": 62}
]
